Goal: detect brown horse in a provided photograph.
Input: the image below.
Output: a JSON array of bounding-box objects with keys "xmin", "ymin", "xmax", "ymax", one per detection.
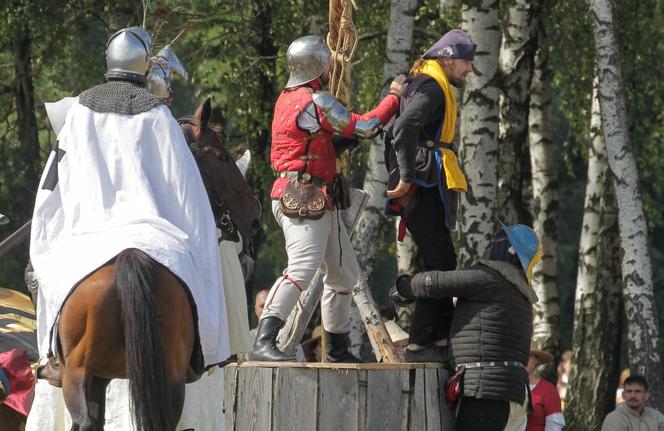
[
  {"xmin": 56, "ymin": 100, "xmax": 261, "ymax": 430},
  {"xmin": 179, "ymin": 98, "xmax": 261, "ymax": 258}
]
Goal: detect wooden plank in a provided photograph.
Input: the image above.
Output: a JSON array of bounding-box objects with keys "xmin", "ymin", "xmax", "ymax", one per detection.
[
  {"xmin": 319, "ymin": 369, "xmax": 359, "ymax": 431},
  {"xmin": 236, "ymin": 366, "xmax": 272, "ymax": 431},
  {"xmin": 239, "ymin": 361, "xmax": 442, "ymax": 370},
  {"xmin": 424, "ymin": 368, "xmax": 442, "ymax": 431},
  {"xmin": 409, "ymin": 368, "xmax": 426, "ymax": 431},
  {"xmin": 353, "ymin": 273, "xmax": 401, "ymax": 363},
  {"xmin": 438, "ymin": 369, "xmax": 455, "ymax": 431},
  {"xmin": 223, "ymin": 364, "xmax": 239, "ymax": 431},
  {"xmin": 358, "ymin": 370, "xmax": 367, "ymax": 430},
  {"xmin": 366, "ymin": 368, "xmax": 403, "ymax": 430},
  {"xmin": 400, "ymin": 370, "xmax": 411, "ymax": 431},
  {"xmin": 273, "ymin": 367, "xmax": 317, "ymax": 430}
]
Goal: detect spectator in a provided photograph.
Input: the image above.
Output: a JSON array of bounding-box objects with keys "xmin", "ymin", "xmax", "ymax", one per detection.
[
  {"xmin": 556, "ymin": 350, "xmax": 572, "ymax": 406},
  {"xmin": 249, "ymin": 289, "xmax": 269, "ymax": 339},
  {"xmin": 616, "ymin": 368, "xmax": 631, "ymax": 405},
  {"xmin": 391, "ymin": 223, "xmax": 542, "ymax": 430},
  {"xmin": 602, "ymin": 375, "xmax": 664, "ymax": 431},
  {"xmin": 526, "ymin": 345, "xmax": 565, "ymax": 431}
]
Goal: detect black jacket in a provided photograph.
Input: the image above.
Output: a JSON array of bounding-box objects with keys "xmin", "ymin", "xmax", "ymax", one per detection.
[
  {"xmin": 409, "ymin": 259, "xmax": 537, "ymax": 404},
  {"xmin": 384, "ymin": 75, "xmax": 460, "ymax": 228},
  {"xmin": 388, "ymin": 75, "xmax": 445, "ymax": 183}
]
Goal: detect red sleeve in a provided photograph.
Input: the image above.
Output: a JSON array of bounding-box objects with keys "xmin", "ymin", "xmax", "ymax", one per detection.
[
  {"xmin": 543, "ymin": 381, "xmax": 563, "ymax": 415},
  {"xmin": 356, "ymin": 93, "xmax": 400, "ymax": 125},
  {"xmin": 318, "ymin": 94, "xmax": 400, "ymax": 138}
]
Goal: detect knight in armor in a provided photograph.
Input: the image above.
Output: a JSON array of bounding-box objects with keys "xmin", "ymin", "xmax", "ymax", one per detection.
[
  {"xmin": 31, "ymin": 27, "xmax": 229, "ymax": 385},
  {"xmin": 384, "ymin": 29, "xmax": 476, "ymax": 363},
  {"xmin": 249, "ymin": 35, "xmax": 405, "ymax": 362}
]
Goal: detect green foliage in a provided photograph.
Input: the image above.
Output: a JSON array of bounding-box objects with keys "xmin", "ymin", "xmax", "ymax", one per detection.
[{"xmin": 1, "ymin": 1, "xmax": 662, "ymax": 337}]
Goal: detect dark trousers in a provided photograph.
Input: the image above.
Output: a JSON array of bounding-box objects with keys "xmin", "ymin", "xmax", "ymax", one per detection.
[
  {"xmin": 455, "ymin": 397, "xmax": 510, "ymax": 431},
  {"xmin": 405, "ymin": 186, "xmax": 457, "ymax": 346}
]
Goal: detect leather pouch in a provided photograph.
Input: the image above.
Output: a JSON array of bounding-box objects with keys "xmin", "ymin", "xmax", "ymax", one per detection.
[{"xmin": 279, "ymin": 179, "xmax": 326, "ymax": 220}]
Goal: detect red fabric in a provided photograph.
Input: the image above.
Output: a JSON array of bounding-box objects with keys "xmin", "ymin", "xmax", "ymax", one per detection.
[
  {"xmin": 270, "ymin": 86, "xmax": 337, "ymax": 186},
  {"xmin": 526, "ymin": 379, "xmax": 562, "ymax": 431},
  {"xmin": 270, "ymin": 83, "xmax": 399, "ymax": 200},
  {"xmin": 0, "ymin": 349, "xmax": 35, "ymax": 416}
]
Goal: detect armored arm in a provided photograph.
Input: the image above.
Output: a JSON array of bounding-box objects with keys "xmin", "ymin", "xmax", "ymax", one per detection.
[{"xmin": 313, "ymin": 91, "xmax": 382, "ymax": 139}]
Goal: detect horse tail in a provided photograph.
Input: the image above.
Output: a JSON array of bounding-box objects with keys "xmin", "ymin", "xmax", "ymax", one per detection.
[{"xmin": 115, "ymin": 248, "xmax": 172, "ymax": 431}]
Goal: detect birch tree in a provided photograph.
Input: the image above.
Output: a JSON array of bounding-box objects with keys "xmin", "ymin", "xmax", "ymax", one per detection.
[
  {"xmin": 566, "ymin": 76, "xmax": 622, "ymax": 430},
  {"xmin": 458, "ymin": 0, "xmax": 500, "ymax": 265},
  {"xmin": 349, "ymin": 0, "xmax": 418, "ymax": 356},
  {"xmin": 588, "ymin": 0, "xmax": 663, "ymax": 407},
  {"xmin": 528, "ymin": 19, "xmax": 560, "ymax": 358},
  {"xmin": 497, "ymin": 0, "xmax": 540, "ymax": 225}
]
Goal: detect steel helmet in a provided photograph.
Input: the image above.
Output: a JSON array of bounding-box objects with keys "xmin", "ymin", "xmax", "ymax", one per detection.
[
  {"xmin": 105, "ymin": 27, "xmax": 153, "ymax": 83},
  {"xmin": 500, "ymin": 222, "xmax": 543, "ymax": 283},
  {"xmin": 285, "ymin": 35, "xmax": 331, "ymax": 89},
  {"xmin": 147, "ymin": 45, "xmax": 188, "ymax": 101}
]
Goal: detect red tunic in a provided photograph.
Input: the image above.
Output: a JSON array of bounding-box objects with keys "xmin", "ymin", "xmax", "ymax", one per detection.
[
  {"xmin": 270, "ymin": 81, "xmax": 399, "ymax": 206},
  {"xmin": 526, "ymin": 379, "xmax": 563, "ymax": 431}
]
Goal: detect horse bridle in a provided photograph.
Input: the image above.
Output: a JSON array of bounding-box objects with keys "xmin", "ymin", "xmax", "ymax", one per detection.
[{"xmin": 178, "ymin": 117, "xmax": 240, "ymax": 241}]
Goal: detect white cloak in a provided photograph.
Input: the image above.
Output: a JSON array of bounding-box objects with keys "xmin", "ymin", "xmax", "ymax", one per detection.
[{"xmin": 30, "ymin": 100, "xmax": 230, "ymax": 367}]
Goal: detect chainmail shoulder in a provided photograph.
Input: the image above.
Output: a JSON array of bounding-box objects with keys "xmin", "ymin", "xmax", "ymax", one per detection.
[{"xmin": 79, "ymin": 80, "xmax": 163, "ymax": 114}]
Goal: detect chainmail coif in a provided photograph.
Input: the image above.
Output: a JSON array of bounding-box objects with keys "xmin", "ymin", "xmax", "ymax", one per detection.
[{"xmin": 79, "ymin": 80, "xmax": 163, "ymax": 115}]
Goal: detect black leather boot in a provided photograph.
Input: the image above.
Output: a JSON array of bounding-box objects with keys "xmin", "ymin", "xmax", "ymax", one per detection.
[
  {"xmin": 325, "ymin": 331, "xmax": 365, "ymax": 363},
  {"xmin": 249, "ymin": 317, "xmax": 295, "ymax": 361}
]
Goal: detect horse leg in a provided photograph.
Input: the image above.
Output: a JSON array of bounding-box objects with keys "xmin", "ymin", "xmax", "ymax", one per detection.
[{"xmin": 60, "ymin": 265, "xmax": 123, "ymax": 431}]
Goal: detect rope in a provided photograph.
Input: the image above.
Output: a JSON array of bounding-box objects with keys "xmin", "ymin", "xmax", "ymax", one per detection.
[{"xmin": 327, "ymin": 0, "xmax": 358, "ymax": 105}]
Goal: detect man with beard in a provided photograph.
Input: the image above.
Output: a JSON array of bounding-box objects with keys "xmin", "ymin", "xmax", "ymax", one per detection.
[
  {"xmin": 602, "ymin": 375, "xmax": 664, "ymax": 431},
  {"xmin": 385, "ymin": 30, "xmax": 475, "ymax": 362}
]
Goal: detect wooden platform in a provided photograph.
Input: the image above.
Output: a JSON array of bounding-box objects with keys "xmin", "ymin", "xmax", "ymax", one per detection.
[{"xmin": 224, "ymin": 362, "xmax": 454, "ymax": 431}]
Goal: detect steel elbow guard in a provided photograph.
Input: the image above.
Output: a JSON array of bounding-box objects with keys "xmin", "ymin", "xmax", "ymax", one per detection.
[
  {"xmin": 354, "ymin": 118, "xmax": 381, "ymax": 139},
  {"xmin": 312, "ymin": 91, "xmax": 351, "ymax": 133}
]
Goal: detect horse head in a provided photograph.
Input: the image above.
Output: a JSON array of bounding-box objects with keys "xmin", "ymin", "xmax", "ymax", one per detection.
[{"xmin": 178, "ymin": 98, "xmax": 261, "ymax": 260}]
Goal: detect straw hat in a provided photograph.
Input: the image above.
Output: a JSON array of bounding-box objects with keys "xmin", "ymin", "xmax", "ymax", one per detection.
[
  {"xmin": 529, "ymin": 343, "xmax": 554, "ymax": 364},
  {"xmin": 302, "ymin": 325, "xmax": 323, "ymax": 348}
]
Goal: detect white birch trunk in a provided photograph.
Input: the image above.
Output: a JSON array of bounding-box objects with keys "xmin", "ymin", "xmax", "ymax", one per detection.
[
  {"xmin": 458, "ymin": 0, "xmax": 501, "ymax": 265},
  {"xmin": 349, "ymin": 0, "xmax": 418, "ymax": 357},
  {"xmin": 528, "ymin": 24, "xmax": 560, "ymax": 356},
  {"xmin": 497, "ymin": 0, "xmax": 540, "ymax": 225},
  {"xmin": 588, "ymin": 0, "xmax": 663, "ymax": 407},
  {"xmin": 566, "ymin": 76, "xmax": 623, "ymax": 430}
]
